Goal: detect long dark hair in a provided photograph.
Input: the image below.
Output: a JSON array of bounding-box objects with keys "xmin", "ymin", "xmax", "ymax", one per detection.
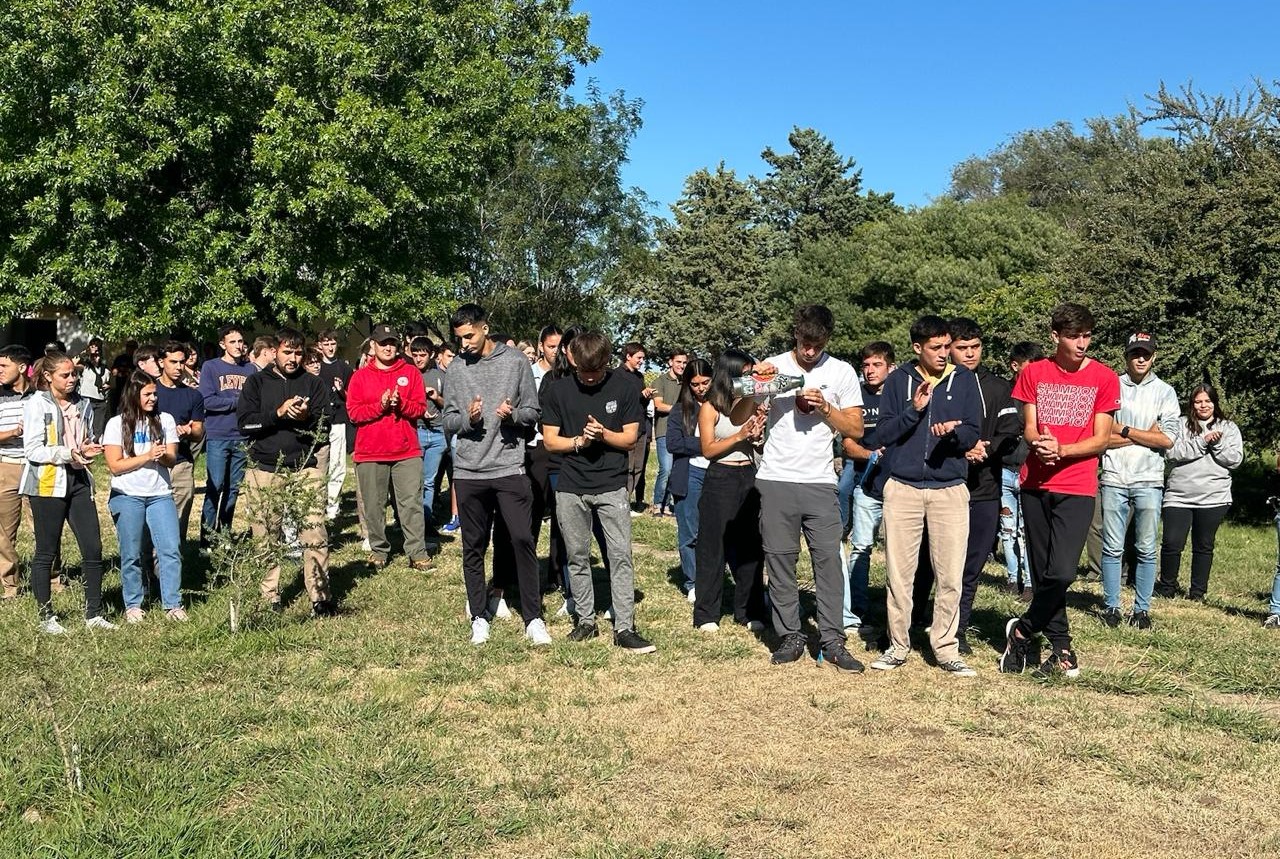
[
  {"xmin": 1186, "ymin": 383, "xmax": 1226, "ymax": 436},
  {"xmin": 679, "ymin": 358, "xmax": 713, "ymax": 435},
  {"xmin": 551, "ymin": 325, "xmax": 586, "ymax": 380},
  {"xmin": 120, "ymin": 371, "xmax": 163, "ymax": 457},
  {"xmin": 705, "ymin": 349, "xmax": 755, "ymax": 416}
]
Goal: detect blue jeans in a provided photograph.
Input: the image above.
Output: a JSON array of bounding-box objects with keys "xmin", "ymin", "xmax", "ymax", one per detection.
[
  {"xmin": 844, "ymin": 486, "xmax": 881, "ymax": 627},
  {"xmin": 1270, "ymin": 512, "xmax": 1280, "ymax": 615},
  {"xmin": 651, "ymin": 437, "xmax": 673, "ymax": 512},
  {"xmin": 1000, "ymin": 468, "xmax": 1032, "ymax": 587},
  {"xmin": 673, "ymin": 465, "xmax": 706, "ymax": 592},
  {"xmin": 1101, "ymin": 484, "xmax": 1162, "ymax": 612},
  {"xmin": 418, "ymin": 426, "xmax": 446, "ymax": 524},
  {"xmin": 201, "ymin": 438, "xmax": 246, "ymax": 543},
  {"xmin": 110, "ymin": 492, "xmax": 182, "ymax": 610},
  {"xmin": 837, "ymin": 459, "xmax": 858, "ymax": 534}
]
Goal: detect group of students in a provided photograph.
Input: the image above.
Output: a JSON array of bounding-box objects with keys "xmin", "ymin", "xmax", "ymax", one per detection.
[{"xmin": 3, "ymin": 301, "xmax": 1279, "ymax": 674}]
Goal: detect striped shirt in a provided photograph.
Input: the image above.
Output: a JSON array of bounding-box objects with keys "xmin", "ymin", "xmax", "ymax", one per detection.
[{"xmin": 0, "ymin": 385, "xmax": 31, "ymax": 462}]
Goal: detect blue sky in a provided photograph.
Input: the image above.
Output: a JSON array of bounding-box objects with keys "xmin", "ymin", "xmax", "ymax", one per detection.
[{"xmin": 571, "ymin": 1, "xmax": 1279, "ymax": 217}]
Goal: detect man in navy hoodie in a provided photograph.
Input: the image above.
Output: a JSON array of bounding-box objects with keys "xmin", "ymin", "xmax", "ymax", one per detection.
[
  {"xmin": 199, "ymin": 324, "xmax": 254, "ymax": 549},
  {"xmin": 870, "ymin": 315, "xmax": 983, "ymax": 677}
]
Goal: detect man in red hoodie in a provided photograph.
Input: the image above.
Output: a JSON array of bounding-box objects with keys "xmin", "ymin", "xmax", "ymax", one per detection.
[{"xmin": 347, "ymin": 324, "xmax": 431, "ymax": 569}]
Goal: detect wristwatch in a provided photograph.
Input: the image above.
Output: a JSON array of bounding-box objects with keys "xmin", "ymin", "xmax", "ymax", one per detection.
[{"xmin": 1120, "ymin": 425, "xmax": 1131, "ymax": 439}]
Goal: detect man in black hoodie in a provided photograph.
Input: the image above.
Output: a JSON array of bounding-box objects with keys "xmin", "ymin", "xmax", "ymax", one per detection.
[
  {"xmin": 870, "ymin": 315, "xmax": 982, "ymax": 677},
  {"xmin": 237, "ymin": 328, "xmax": 335, "ymax": 616},
  {"xmin": 949, "ymin": 318, "xmax": 1021, "ymax": 655}
]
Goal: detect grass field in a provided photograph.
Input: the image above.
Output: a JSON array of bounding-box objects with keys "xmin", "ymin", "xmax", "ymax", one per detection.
[{"xmin": 4, "ymin": 458, "xmax": 1280, "ymax": 858}]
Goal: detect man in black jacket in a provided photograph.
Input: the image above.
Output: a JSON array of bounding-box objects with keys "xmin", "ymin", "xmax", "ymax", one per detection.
[
  {"xmin": 237, "ymin": 328, "xmax": 335, "ymax": 616},
  {"xmin": 949, "ymin": 318, "xmax": 1022, "ymax": 655}
]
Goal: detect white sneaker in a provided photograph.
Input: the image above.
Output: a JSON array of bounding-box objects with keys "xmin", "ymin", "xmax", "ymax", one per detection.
[
  {"xmin": 39, "ymin": 616, "xmax": 66, "ymax": 635},
  {"xmin": 85, "ymin": 615, "xmax": 118, "ymax": 631},
  {"xmin": 360, "ymin": 537, "xmax": 371, "ymax": 552},
  {"xmin": 604, "ymin": 607, "xmax": 614, "ymax": 621},
  {"xmin": 556, "ymin": 599, "xmax": 574, "ymax": 618},
  {"xmin": 470, "ymin": 617, "xmax": 490, "ymax": 645},
  {"xmin": 697, "ymin": 622, "xmax": 719, "ymax": 632},
  {"xmin": 525, "ymin": 618, "xmax": 552, "ymax": 646},
  {"xmin": 745, "ymin": 620, "xmax": 766, "ymax": 632},
  {"xmin": 686, "ymin": 588, "xmax": 696, "ymax": 604},
  {"xmin": 488, "ymin": 595, "xmax": 513, "ymax": 620},
  {"xmin": 125, "ymin": 607, "xmax": 146, "ymax": 624}
]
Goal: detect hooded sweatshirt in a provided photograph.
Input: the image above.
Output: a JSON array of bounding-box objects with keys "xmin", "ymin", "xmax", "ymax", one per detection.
[
  {"xmin": 236, "ymin": 365, "xmax": 330, "ymax": 472},
  {"xmin": 877, "ymin": 361, "xmax": 982, "ymax": 490},
  {"xmin": 442, "ymin": 342, "xmax": 539, "ymax": 480},
  {"xmin": 1100, "ymin": 370, "xmax": 1181, "ymax": 489},
  {"xmin": 966, "ymin": 368, "xmax": 1022, "ymax": 502},
  {"xmin": 346, "ymin": 358, "xmax": 427, "ymax": 463}
]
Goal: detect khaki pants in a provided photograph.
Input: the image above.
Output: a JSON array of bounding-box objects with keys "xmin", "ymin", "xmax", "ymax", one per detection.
[
  {"xmin": 243, "ymin": 468, "xmax": 330, "ymax": 605},
  {"xmin": 171, "ymin": 460, "xmax": 195, "ymax": 542},
  {"xmin": 0, "ymin": 461, "xmax": 22, "ymax": 598},
  {"xmin": 883, "ymin": 479, "xmax": 969, "ymax": 663}
]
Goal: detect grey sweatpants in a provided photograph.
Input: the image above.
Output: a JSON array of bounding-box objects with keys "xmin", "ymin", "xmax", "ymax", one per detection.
[
  {"xmin": 757, "ymin": 479, "xmax": 846, "ymax": 650},
  {"xmin": 557, "ymin": 486, "xmax": 636, "ymax": 631}
]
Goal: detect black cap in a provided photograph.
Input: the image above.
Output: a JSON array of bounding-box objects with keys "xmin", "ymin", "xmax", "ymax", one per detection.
[
  {"xmin": 371, "ymin": 323, "xmax": 399, "ymax": 343},
  {"xmin": 1125, "ymin": 331, "xmax": 1157, "ymax": 355}
]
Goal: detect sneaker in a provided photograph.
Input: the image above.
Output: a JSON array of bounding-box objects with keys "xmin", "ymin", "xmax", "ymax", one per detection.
[
  {"xmin": 1263, "ymin": 614, "xmax": 1280, "ymax": 629},
  {"xmin": 360, "ymin": 537, "xmax": 371, "ymax": 552},
  {"xmin": 1005, "ymin": 580, "xmax": 1021, "ymax": 595},
  {"xmin": 939, "ymin": 659, "xmax": 977, "ymax": 677},
  {"xmin": 1034, "ymin": 649, "xmax": 1081, "ymax": 679},
  {"xmin": 525, "ymin": 618, "xmax": 552, "ymax": 646},
  {"xmin": 409, "ymin": 557, "xmax": 433, "ymax": 571},
  {"xmin": 367, "ymin": 553, "xmax": 388, "ymax": 569},
  {"xmin": 39, "ymin": 616, "xmax": 66, "ymax": 635},
  {"xmin": 567, "ymin": 621, "xmax": 599, "ymax": 642},
  {"xmin": 686, "ymin": 587, "xmax": 696, "ymax": 604},
  {"xmin": 442, "ymin": 516, "xmax": 462, "ymax": 534},
  {"xmin": 1019, "ymin": 587, "xmax": 1034, "ymax": 603},
  {"xmin": 284, "ymin": 546, "xmax": 303, "ymax": 560},
  {"xmin": 697, "ymin": 621, "xmax": 719, "ymax": 632},
  {"xmin": 821, "ymin": 643, "xmax": 865, "ymax": 673},
  {"xmin": 310, "ymin": 600, "xmax": 337, "ymax": 618},
  {"xmin": 125, "ymin": 607, "xmax": 146, "ymax": 624},
  {"xmin": 957, "ymin": 633, "xmax": 973, "ymax": 656},
  {"xmin": 488, "ymin": 595, "xmax": 513, "ymax": 620},
  {"xmin": 470, "ymin": 617, "xmax": 490, "ymax": 645},
  {"xmin": 165, "ymin": 607, "xmax": 189, "ymax": 622},
  {"xmin": 268, "ymin": 601, "xmax": 284, "ymax": 614},
  {"xmin": 85, "ymin": 615, "xmax": 118, "ymax": 631},
  {"xmin": 1153, "ymin": 583, "xmax": 1178, "ymax": 599},
  {"xmin": 614, "ymin": 628, "xmax": 656, "ymax": 654},
  {"xmin": 770, "ymin": 633, "xmax": 808, "ymax": 665},
  {"xmin": 556, "ymin": 599, "xmax": 574, "ymax": 618},
  {"xmin": 1128, "ymin": 610, "xmax": 1153, "ymax": 630},
  {"xmin": 997, "ymin": 618, "xmax": 1029, "ymax": 674},
  {"xmin": 744, "ymin": 620, "xmax": 766, "ymax": 633},
  {"xmin": 1096, "ymin": 607, "xmax": 1123, "ymax": 628},
  {"xmin": 870, "ymin": 650, "xmax": 908, "ymax": 671}
]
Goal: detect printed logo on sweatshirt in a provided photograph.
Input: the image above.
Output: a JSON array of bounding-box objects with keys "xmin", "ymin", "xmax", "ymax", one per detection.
[
  {"xmin": 218, "ymin": 375, "xmax": 245, "ymax": 392},
  {"xmin": 1035, "ymin": 382, "xmax": 1099, "ymax": 428}
]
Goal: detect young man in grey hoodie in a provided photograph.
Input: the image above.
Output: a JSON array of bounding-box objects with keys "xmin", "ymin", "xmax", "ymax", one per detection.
[{"xmin": 442, "ymin": 303, "xmax": 549, "ymax": 647}]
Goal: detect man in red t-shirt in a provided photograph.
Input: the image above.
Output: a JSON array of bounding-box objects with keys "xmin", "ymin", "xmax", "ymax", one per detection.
[{"xmin": 999, "ymin": 303, "xmax": 1120, "ymax": 678}]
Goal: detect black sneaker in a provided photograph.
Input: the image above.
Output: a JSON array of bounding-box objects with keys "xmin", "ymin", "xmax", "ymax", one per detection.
[
  {"xmin": 1153, "ymin": 583, "xmax": 1177, "ymax": 599},
  {"xmin": 820, "ymin": 643, "xmax": 865, "ymax": 673},
  {"xmin": 310, "ymin": 600, "xmax": 337, "ymax": 618},
  {"xmin": 938, "ymin": 659, "xmax": 977, "ymax": 677},
  {"xmin": 567, "ymin": 621, "xmax": 599, "ymax": 642},
  {"xmin": 1128, "ymin": 610, "xmax": 1153, "ymax": 630},
  {"xmin": 614, "ymin": 628, "xmax": 656, "ymax": 654},
  {"xmin": 997, "ymin": 618, "xmax": 1029, "ymax": 674},
  {"xmin": 870, "ymin": 650, "xmax": 908, "ymax": 671},
  {"xmin": 267, "ymin": 601, "xmax": 284, "ymax": 615},
  {"xmin": 770, "ymin": 633, "xmax": 807, "ymax": 665},
  {"xmin": 1096, "ymin": 607, "xmax": 1123, "ymax": 628},
  {"xmin": 1033, "ymin": 649, "xmax": 1081, "ymax": 679},
  {"xmin": 957, "ymin": 633, "xmax": 973, "ymax": 656}
]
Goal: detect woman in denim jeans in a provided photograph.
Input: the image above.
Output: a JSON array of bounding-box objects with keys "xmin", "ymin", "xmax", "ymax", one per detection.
[
  {"xmin": 104, "ymin": 372, "xmax": 184, "ymax": 623},
  {"xmin": 664, "ymin": 358, "xmax": 712, "ymax": 600}
]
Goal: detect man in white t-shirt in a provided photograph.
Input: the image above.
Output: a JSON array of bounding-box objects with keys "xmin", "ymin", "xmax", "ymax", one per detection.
[{"xmin": 753, "ymin": 305, "xmax": 865, "ymax": 671}]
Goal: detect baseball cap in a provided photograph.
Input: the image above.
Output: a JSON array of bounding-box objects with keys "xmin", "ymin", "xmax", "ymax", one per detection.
[
  {"xmin": 371, "ymin": 323, "xmax": 400, "ymax": 343},
  {"xmin": 1125, "ymin": 331, "xmax": 1157, "ymax": 355}
]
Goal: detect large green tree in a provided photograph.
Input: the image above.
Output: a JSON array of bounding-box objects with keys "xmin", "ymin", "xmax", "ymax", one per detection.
[
  {"xmin": 623, "ymin": 164, "xmax": 770, "ymax": 359},
  {"xmin": 0, "ymin": 0, "xmax": 598, "ymax": 337}
]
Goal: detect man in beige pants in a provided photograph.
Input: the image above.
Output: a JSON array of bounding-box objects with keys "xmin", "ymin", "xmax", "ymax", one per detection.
[
  {"xmin": 0, "ymin": 345, "xmax": 35, "ymax": 599},
  {"xmin": 868, "ymin": 315, "xmax": 984, "ymax": 677}
]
